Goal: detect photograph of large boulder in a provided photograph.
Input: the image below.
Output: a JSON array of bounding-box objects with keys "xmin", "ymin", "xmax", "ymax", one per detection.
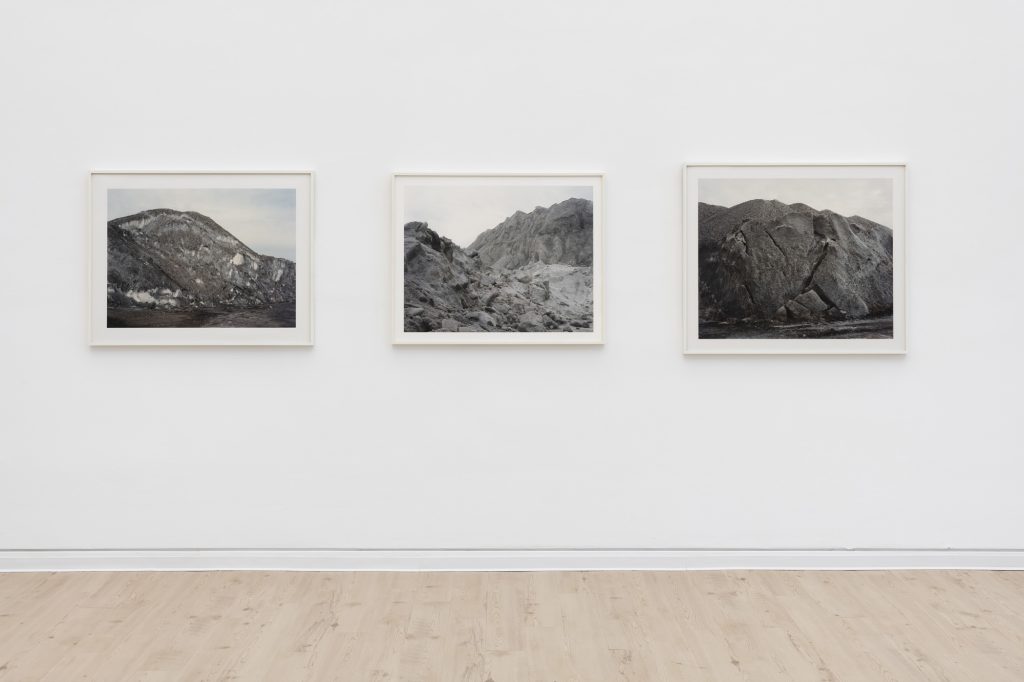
[{"xmin": 696, "ymin": 176, "xmax": 898, "ymax": 341}]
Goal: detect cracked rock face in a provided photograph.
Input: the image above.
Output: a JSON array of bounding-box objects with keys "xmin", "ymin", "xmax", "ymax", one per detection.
[
  {"xmin": 107, "ymin": 208, "xmax": 296, "ymax": 310},
  {"xmin": 403, "ymin": 199, "xmax": 594, "ymax": 333},
  {"xmin": 698, "ymin": 199, "xmax": 893, "ymax": 323}
]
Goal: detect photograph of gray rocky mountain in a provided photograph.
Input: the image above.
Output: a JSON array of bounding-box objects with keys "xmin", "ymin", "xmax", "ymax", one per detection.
[
  {"xmin": 106, "ymin": 189, "xmax": 297, "ymax": 328},
  {"xmin": 698, "ymin": 179, "xmax": 895, "ymax": 340},
  {"xmin": 401, "ymin": 183, "xmax": 596, "ymax": 335}
]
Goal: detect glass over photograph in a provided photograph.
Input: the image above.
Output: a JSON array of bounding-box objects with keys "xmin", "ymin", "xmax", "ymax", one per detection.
[
  {"xmin": 393, "ymin": 174, "xmax": 604, "ymax": 345},
  {"xmin": 106, "ymin": 188, "xmax": 298, "ymax": 329},
  {"xmin": 89, "ymin": 172, "xmax": 313, "ymax": 346},
  {"xmin": 685, "ymin": 165, "xmax": 906, "ymax": 354}
]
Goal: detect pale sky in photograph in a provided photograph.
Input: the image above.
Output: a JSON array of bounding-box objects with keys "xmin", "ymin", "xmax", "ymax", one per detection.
[
  {"xmin": 404, "ymin": 185, "xmax": 593, "ymax": 246},
  {"xmin": 699, "ymin": 178, "xmax": 893, "ymax": 227},
  {"xmin": 108, "ymin": 188, "xmax": 297, "ymax": 260}
]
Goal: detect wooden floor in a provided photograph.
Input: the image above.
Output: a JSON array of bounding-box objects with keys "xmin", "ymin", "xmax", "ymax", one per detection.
[{"xmin": 1, "ymin": 571, "xmax": 1022, "ymax": 681}]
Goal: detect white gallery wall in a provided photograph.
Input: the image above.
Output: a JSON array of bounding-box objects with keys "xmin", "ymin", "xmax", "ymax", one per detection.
[{"xmin": 2, "ymin": 0, "xmax": 1022, "ymax": 556}]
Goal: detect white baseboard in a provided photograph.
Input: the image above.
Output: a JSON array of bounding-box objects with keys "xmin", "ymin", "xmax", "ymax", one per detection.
[{"xmin": 1, "ymin": 549, "xmax": 1023, "ymax": 572}]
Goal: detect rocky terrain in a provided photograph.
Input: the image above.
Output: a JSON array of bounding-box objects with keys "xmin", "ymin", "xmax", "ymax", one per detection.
[
  {"xmin": 107, "ymin": 208, "xmax": 296, "ymax": 327},
  {"xmin": 404, "ymin": 198, "xmax": 594, "ymax": 332},
  {"xmin": 698, "ymin": 198, "xmax": 893, "ymax": 337}
]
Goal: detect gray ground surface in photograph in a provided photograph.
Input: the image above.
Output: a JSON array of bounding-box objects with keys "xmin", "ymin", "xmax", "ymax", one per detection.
[
  {"xmin": 107, "ymin": 302, "xmax": 295, "ymax": 328},
  {"xmin": 699, "ymin": 315, "xmax": 893, "ymax": 339}
]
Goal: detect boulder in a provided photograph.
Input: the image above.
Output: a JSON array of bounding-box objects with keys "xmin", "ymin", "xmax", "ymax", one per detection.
[
  {"xmin": 516, "ymin": 310, "xmax": 547, "ymax": 332},
  {"xmin": 793, "ymin": 289, "xmax": 828, "ymax": 314},
  {"xmin": 465, "ymin": 310, "xmax": 496, "ymax": 327},
  {"xmin": 785, "ymin": 300, "xmax": 813, "ymax": 321},
  {"xmin": 697, "ymin": 200, "xmax": 893, "ymax": 323}
]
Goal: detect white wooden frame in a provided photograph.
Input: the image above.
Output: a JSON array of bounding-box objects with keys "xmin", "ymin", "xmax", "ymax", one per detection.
[
  {"xmin": 89, "ymin": 170, "xmax": 315, "ymax": 346},
  {"xmin": 683, "ymin": 163, "xmax": 907, "ymax": 355},
  {"xmin": 391, "ymin": 172, "xmax": 605, "ymax": 345}
]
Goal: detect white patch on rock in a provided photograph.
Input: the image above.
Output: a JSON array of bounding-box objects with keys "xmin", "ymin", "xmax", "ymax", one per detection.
[
  {"xmin": 273, "ymin": 268, "xmax": 283, "ymax": 282},
  {"xmin": 195, "ymin": 278, "xmax": 203, "ymax": 285},
  {"xmin": 231, "ymin": 253, "xmax": 244, "ymax": 266},
  {"xmin": 126, "ymin": 290, "xmax": 157, "ymax": 304}
]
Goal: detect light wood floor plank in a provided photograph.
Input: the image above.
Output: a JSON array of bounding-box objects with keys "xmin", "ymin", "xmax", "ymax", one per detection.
[{"xmin": 0, "ymin": 570, "xmax": 1021, "ymax": 681}]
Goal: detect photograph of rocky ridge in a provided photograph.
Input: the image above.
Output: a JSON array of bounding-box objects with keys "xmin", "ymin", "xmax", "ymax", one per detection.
[
  {"xmin": 402, "ymin": 188, "xmax": 596, "ymax": 334},
  {"xmin": 698, "ymin": 190, "xmax": 895, "ymax": 340},
  {"xmin": 106, "ymin": 192, "xmax": 297, "ymax": 328}
]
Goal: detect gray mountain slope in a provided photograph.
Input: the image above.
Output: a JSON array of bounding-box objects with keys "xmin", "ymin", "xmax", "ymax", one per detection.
[
  {"xmin": 107, "ymin": 209, "xmax": 295, "ymax": 309},
  {"xmin": 467, "ymin": 197, "xmax": 593, "ymax": 270}
]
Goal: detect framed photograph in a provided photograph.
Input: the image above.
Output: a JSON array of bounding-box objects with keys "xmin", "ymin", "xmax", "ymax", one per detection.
[
  {"xmin": 684, "ymin": 164, "xmax": 906, "ymax": 354},
  {"xmin": 89, "ymin": 171, "xmax": 313, "ymax": 346},
  {"xmin": 392, "ymin": 173, "xmax": 604, "ymax": 345}
]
